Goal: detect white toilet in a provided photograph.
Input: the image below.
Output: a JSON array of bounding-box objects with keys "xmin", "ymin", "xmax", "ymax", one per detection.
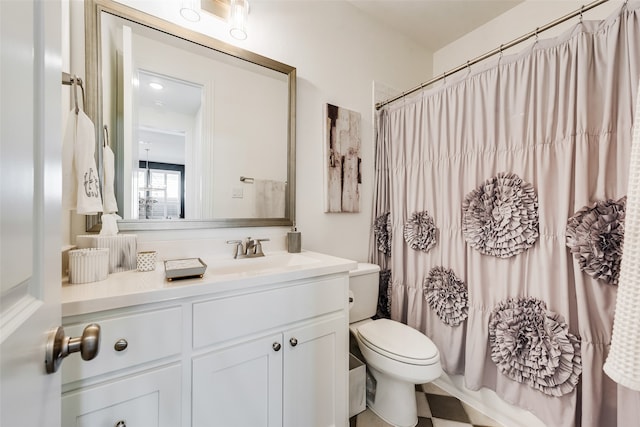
[{"xmin": 349, "ymin": 263, "xmax": 442, "ymax": 427}]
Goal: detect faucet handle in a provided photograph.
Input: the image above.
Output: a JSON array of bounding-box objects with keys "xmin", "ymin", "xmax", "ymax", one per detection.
[
  {"xmin": 253, "ymin": 238, "xmax": 270, "ymax": 256},
  {"xmin": 226, "ymin": 240, "xmax": 244, "ymax": 259}
]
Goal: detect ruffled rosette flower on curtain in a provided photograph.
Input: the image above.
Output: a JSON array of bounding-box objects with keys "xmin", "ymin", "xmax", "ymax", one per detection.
[
  {"xmin": 565, "ymin": 197, "xmax": 626, "ymax": 286},
  {"xmin": 462, "ymin": 172, "xmax": 539, "ymax": 258},
  {"xmin": 489, "ymin": 297, "xmax": 582, "ymax": 397},
  {"xmin": 403, "ymin": 210, "xmax": 438, "ymax": 252},
  {"xmin": 423, "ymin": 266, "xmax": 468, "ymax": 326},
  {"xmin": 374, "ymin": 212, "xmax": 392, "ymax": 256}
]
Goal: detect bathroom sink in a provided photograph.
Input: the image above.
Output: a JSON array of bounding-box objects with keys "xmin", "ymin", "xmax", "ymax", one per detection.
[{"xmin": 207, "ymin": 252, "xmax": 322, "ymax": 276}]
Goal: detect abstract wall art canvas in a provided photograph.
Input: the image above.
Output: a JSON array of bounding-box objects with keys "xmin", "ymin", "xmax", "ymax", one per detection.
[{"xmin": 324, "ymin": 103, "xmax": 362, "ymax": 213}]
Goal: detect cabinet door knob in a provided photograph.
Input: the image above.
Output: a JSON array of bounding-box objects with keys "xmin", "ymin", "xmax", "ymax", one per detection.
[
  {"xmin": 289, "ymin": 337, "xmax": 298, "ymax": 347},
  {"xmin": 114, "ymin": 339, "xmax": 128, "ymax": 352},
  {"xmin": 272, "ymin": 342, "xmax": 281, "ymax": 352},
  {"xmin": 115, "ymin": 421, "xmax": 126, "ymax": 427}
]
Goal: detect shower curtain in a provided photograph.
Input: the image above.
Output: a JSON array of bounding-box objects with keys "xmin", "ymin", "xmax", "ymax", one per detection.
[{"xmin": 371, "ymin": 3, "xmax": 640, "ymax": 426}]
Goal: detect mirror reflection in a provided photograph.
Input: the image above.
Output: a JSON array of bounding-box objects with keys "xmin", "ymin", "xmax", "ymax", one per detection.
[
  {"xmin": 91, "ymin": 1, "xmax": 296, "ymax": 230},
  {"xmin": 136, "ymin": 70, "xmax": 198, "ymax": 220}
]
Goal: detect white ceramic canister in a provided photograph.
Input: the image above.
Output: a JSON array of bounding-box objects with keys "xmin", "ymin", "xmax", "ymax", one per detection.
[
  {"xmin": 137, "ymin": 251, "xmax": 157, "ymax": 272},
  {"xmin": 68, "ymin": 248, "xmax": 109, "ymax": 284}
]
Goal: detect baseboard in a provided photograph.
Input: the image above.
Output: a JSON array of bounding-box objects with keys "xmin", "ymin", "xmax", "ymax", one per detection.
[{"xmin": 432, "ymin": 372, "xmax": 546, "ymax": 427}]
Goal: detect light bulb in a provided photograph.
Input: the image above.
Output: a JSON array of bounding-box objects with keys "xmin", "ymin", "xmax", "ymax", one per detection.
[
  {"xmin": 229, "ymin": 0, "xmax": 249, "ymax": 40},
  {"xmin": 180, "ymin": 0, "xmax": 201, "ymax": 22}
]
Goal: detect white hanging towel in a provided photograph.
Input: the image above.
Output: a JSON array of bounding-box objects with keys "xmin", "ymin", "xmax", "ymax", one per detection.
[
  {"xmin": 254, "ymin": 179, "xmax": 286, "ymax": 218},
  {"xmin": 102, "ymin": 143, "xmax": 118, "ymax": 214},
  {"xmin": 603, "ymin": 80, "xmax": 640, "ymax": 391},
  {"xmin": 62, "ymin": 109, "xmax": 103, "ymax": 215}
]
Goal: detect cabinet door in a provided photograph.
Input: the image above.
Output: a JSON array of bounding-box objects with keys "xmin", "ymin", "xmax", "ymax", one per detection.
[
  {"xmin": 192, "ymin": 333, "xmax": 283, "ymax": 427},
  {"xmin": 283, "ymin": 316, "xmax": 347, "ymax": 427},
  {"xmin": 62, "ymin": 364, "xmax": 181, "ymax": 427}
]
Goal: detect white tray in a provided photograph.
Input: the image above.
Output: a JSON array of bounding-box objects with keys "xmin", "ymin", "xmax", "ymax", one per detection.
[{"xmin": 164, "ymin": 258, "xmax": 207, "ymax": 281}]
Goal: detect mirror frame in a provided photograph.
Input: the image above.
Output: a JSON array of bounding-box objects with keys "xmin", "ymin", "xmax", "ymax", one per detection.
[{"xmin": 85, "ymin": 0, "xmax": 296, "ymax": 231}]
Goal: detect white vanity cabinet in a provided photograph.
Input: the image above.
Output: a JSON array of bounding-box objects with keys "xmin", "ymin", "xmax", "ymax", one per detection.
[
  {"xmin": 282, "ymin": 316, "xmax": 346, "ymax": 427},
  {"xmin": 191, "ymin": 275, "xmax": 348, "ymax": 427},
  {"xmin": 61, "ymin": 253, "xmax": 353, "ymax": 427},
  {"xmin": 192, "ymin": 332, "xmax": 284, "ymax": 426},
  {"xmin": 192, "ymin": 316, "xmax": 345, "ymax": 427},
  {"xmin": 61, "ymin": 306, "xmax": 184, "ymax": 427},
  {"xmin": 62, "ymin": 364, "xmax": 182, "ymax": 427}
]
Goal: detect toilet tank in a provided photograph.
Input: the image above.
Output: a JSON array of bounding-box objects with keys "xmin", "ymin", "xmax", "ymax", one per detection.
[{"xmin": 349, "ymin": 263, "xmax": 381, "ymax": 323}]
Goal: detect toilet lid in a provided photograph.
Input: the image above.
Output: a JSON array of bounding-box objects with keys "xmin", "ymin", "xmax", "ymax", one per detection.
[{"xmin": 357, "ymin": 319, "xmax": 439, "ymax": 365}]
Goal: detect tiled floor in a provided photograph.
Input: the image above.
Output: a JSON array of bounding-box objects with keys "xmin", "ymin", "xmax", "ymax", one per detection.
[{"xmin": 349, "ymin": 382, "xmax": 502, "ymax": 427}]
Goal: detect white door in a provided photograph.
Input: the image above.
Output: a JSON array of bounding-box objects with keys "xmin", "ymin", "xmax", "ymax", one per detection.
[{"xmin": 1, "ymin": 0, "xmax": 63, "ymax": 425}]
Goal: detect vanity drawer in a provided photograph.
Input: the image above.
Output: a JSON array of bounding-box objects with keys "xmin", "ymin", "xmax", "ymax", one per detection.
[
  {"xmin": 62, "ymin": 307, "xmax": 183, "ymax": 384},
  {"xmin": 193, "ymin": 276, "xmax": 346, "ymax": 349}
]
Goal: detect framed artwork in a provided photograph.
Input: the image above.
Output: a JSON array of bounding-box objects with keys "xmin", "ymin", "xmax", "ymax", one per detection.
[{"xmin": 323, "ymin": 103, "xmax": 362, "ymax": 213}]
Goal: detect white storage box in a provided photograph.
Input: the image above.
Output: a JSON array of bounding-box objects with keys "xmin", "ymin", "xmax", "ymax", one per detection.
[
  {"xmin": 76, "ymin": 234, "xmax": 137, "ymax": 273},
  {"xmin": 349, "ymin": 353, "xmax": 366, "ymax": 418}
]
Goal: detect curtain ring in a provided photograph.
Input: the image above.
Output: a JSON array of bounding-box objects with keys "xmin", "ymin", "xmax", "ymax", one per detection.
[
  {"xmin": 442, "ymin": 71, "xmax": 447, "ymax": 84},
  {"xmin": 420, "ymin": 82, "xmax": 428, "ymax": 98},
  {"xmin": 535, "ymin": 27, "xmax": 539, "ymax": 40},
  {"xmin": 466, "ymin": 60, "xmax": 471, "ymax": 73},
  {"xmin": 579, "ymin": 5, "xmax": 584, "ymax": 23}
]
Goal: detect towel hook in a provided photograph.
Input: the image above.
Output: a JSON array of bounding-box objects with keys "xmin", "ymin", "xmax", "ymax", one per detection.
[
  {"xmin": 72, "ymin": 78, "xmax": 79, "ymax": 115},
  {"xmin": 103, "ymin": 125, "xmax": 109, "ymax": 148}
]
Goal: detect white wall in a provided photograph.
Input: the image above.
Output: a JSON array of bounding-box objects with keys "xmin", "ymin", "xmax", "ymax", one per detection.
[
  {"xmin": 433, "ymin": 0, "xmax": 625, "ymax": 76},
  {"xmin": 70, "ymin": 0, "xmax": 433, "ymax": 262}
]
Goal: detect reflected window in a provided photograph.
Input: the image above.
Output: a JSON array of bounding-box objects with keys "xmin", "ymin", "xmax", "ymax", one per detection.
[{"xmin": 137, "ymin": 162, "xmax": 185, "ymax": 219}]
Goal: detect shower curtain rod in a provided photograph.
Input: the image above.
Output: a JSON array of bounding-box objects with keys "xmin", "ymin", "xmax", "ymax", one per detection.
[{"xmin": 375, "ymin": 0, "xmax": 612, "ymax": 110}]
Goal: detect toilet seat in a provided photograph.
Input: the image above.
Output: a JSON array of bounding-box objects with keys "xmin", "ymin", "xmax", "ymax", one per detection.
[{"xmin": 357, "ymin": 319, "xmax": 439, "ymax": 365}]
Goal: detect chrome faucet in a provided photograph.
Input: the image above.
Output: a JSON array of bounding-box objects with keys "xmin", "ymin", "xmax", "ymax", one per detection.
[{"xmin": 226, "ymin": 237, "xmax": 270, "ymax": 259}]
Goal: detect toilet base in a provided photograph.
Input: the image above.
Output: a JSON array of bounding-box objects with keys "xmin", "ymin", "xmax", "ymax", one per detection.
[{"xmin": 366, "ymin": 365, "xmax": 418, "ymax": 427}]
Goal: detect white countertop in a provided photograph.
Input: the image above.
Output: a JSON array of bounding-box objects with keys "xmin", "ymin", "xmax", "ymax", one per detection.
[{"xmin": 62, "ymin": 250, "xmax": 357, "ymax": 317}]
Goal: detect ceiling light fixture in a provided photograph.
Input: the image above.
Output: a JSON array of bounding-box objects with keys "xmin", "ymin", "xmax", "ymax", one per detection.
[
  {"xmin": 229, "ymin": 0, "xmax": 249, "ymax": 40},
  {"xmin": 180, "ymin": 0, "xmax": 201, "ymax": 22}
]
